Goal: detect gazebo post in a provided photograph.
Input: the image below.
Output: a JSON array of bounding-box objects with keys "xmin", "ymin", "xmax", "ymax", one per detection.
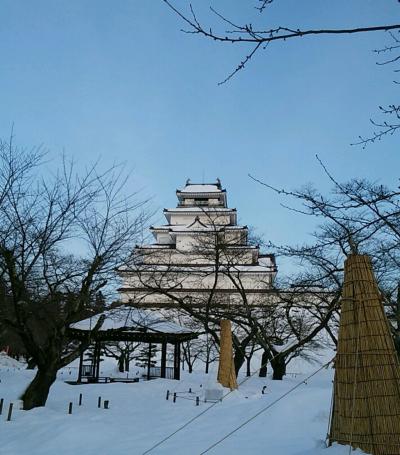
[
  {"xmin": 147, "ymin": 342, "xmax": 152, "ymax": 380},
  {"xmin": 161, "ymin": 341, "xmax": 167, "ymax": 379},
  {"xmin": 77, "ymin": 351, "xmax": 84, "ymax": 383},
  {"xmin": 91, "ymin": 343, "xmax": 97, "ymax": 380},
  {"xmin": 95, "ymin": 342, "xmax": 101, "ymax": 382},
  {"xmin": 173, "ymin": 342, "xmax": 181, "ymax": 380}
]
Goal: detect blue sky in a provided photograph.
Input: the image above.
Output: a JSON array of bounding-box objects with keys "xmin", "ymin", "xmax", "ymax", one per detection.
[{"xmin": 1, "ymin": 0, "xmax": 399, "ymax": 255}]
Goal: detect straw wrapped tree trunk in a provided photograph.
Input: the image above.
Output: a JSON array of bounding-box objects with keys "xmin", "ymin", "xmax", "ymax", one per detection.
[
  {"xmin": 329, "ymin": 254, "xmax": 400, "ymax": 455},
  {"xmin": 217, "ymin": 320, "xmax": 238, "ymax": 390}
]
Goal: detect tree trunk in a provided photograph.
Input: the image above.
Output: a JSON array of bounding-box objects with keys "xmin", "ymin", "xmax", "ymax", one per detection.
[
  {"xmin": 118, "ymin": 354, "xmax": 125, "ymax": 372},
  {"xmin": 125, "ymin": 355, "xmax": 130, "ymax": 372},
  {"xmin": 246, "ymin": 357, "xmax": 251, "ymax": 377},
  {"xmin": 188, "ymin": 363, "xmax": 193, "ymax": 373},
  {"xmin": 26, "ymin": 357, "xmax": 37, "ymax": 370},
  {"xmin": 205, "ymin": 347, "xmax": 210, "ymax": 374},
  {"xmin": 21, "ymin": 363, "xmax": 58, "ymax": 410},
  {"xmin": 259, "ymin": 350, "xmax": 269, "ymax": 377},
  {"xmin": 271, "ymin": 355, "xmax": 286, "ymax": 380},
  {"xmin": 234, "ymin": 349, "xmax": 245, "ymax": 376}
]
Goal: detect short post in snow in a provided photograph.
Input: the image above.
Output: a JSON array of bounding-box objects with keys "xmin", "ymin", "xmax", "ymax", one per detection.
[
  {"xmin": 68, "ymin": 402, "xmax": 73, "ymax": 414},
  {"xmin": 104, "ymin": 400, "xmax": 109, "ymax": 409},
  {"xmin": 98, "ymin": 396, "xmax": 102, "ymax": 408},
  {"xmin": 262, "ymin": 386, "xmax": 267, "ymax": 395},
  {"xmin": 7, "ymin": 403, "xmax": 13, "ymax": 421},
  {"xmin": 166, "ymin": 390, "xmax": 170, "ymax": 401},
  {"xmin": 196, "ymin": 396, "xmax": 199, "ymax": 406},
  {"xmin": 78, "ymin": 393, "xmax": 82, "ymax": 406},
  {"xmin": 173, "ymin": 392, "xmax": 177, "ymax": 403},
  {"xmin": 0, "ymin": 398, "xmax": 3, "ymax": 415}
]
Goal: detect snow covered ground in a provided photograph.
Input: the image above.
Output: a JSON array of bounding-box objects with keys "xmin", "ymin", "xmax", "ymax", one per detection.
[{"xmin": 0, "ymin": 354, "xmax": 365, "ymax": 455}]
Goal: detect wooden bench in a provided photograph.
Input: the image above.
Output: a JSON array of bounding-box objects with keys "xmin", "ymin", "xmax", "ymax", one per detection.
[{"xmin": 83, "ymin": 376, "xmax": 111, "ymax": 383}]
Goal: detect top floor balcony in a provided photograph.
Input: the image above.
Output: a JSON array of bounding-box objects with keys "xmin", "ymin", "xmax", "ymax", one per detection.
[{"xmin": 178, "ymin": 199, "xmax": 225, "ymax": 208}]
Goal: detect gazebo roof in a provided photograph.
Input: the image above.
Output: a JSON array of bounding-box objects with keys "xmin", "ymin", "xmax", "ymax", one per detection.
[{"xmin": 68, "ymin": 308, "xmax": 197, "ymax": 343}]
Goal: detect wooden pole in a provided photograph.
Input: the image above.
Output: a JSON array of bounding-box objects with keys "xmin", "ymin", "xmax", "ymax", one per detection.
[
  {"xmin": 147, "ymin": 342, "xmax": 152, "ymax": 380},
  {"xmin": 7, "ymin": 403, "xmax": 13, "ymax": 421},
  {"xmin": 173, "ymin": 342, "xmax": 181, "ymax": 380},
  {"xmin": 95, "ymin": 342, "xmax": 101, "ymax": 382},
  {"xmin": 91, "ymin": 343, "xmax": 97, "ymax": 381},
  {"xmin": 77, "ymin": 351, "xmax": 83, "ymax": 384},
  {"xmin": 161, "ymin": 341, "xmax": 167, "ymax": 379}
]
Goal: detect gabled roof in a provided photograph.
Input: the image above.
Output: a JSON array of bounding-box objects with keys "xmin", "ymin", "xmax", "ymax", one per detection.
[
  {"xmin": 186, "ymin": 215, "xmax": 208, "ymax": 229},
  {"xmin": 69, "ymin": 308, "xmax": 198, "ymax": 343},
  {"xmin": 71, "ymin": 308, "xmax": 191, "ymax": 334}
]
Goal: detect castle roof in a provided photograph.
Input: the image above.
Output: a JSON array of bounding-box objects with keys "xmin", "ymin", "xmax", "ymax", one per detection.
[{"xmin": 179, "ymin": 184, "xmax": 223, "ymax": 193}]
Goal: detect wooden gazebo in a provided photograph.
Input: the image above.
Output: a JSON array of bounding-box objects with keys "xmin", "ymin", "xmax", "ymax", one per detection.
[{"xmin": 68, "ymin": 308, "xmax": 198, "ymax": 382}]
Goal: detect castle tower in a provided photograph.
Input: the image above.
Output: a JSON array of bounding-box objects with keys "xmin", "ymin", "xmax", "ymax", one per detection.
[{"xmin": 118, "ymin": 180, "xmax": 277, "ymax": 307}]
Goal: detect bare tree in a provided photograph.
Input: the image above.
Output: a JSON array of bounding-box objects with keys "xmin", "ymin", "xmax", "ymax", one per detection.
[
  {"xmin": 104, "ymin": 341, "xmax": 140, "ymax": 372},
  {"xmin": 162, "ymin": 1, "xmax": 400, "ymax": 85},
  {"xmin": 354, "ymin": 31, "xmax": 400, "ymax": 147},
  {"xmin": 163, "ymin": 2, "xmax": 400, "ymax": 146},
  {"xmin": 124, "ymin": 212, "xmax": 337, "ymax": 379},
  {"xmin": 251, "ymin": 162, "xmax": 400, "ymax": 352},
  {"xmin": 0, "ymin": 137, "xmax": 149, "ymax": 409}
]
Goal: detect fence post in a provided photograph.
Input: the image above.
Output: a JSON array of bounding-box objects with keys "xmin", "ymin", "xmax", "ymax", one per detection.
[
  {"xmin": 7, "ymin": 403, "xmax": 13, "ymax": 421},
  {"xmin": 79, "ymin": 393, "xmax": 82, "ymax": 406},
  {"xmin": 196, "ymin": 396, "xmax": 199, "ymax": 406},
  {"xmin": 68, "ymin": 402, "xmax": 73, "ymax": 414},
  {"xmin": 166, "ymin": 390, "xmax": 170, "ymax": 400},
  {"xmin": 98, "ymin": 396, "xmax": 101, "ymax": 408},
  {"xmin": 104, "ymin": 400, "xmax": 109, "ymax": 409},
  {"xmin": 0, "ymin": 398, "xmax": 3, "ymax": 415},
  {"xmin": 173, "ymin": 392, "xmax": 176, "ymax": 403}
]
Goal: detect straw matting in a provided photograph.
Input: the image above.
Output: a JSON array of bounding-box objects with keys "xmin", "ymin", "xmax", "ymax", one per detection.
[
  {"xmin": 217, "ymin": 319, "xmax": 238, "ymax": 390},
  {"xmin": 329, "ymin": 254, "xmax": 400, "ymax": 455}
]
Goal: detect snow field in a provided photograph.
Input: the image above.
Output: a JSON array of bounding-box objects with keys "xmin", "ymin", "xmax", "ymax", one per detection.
[{"xmin": 0, "ymin": 358, "xmax": 365, "ymax": 455}]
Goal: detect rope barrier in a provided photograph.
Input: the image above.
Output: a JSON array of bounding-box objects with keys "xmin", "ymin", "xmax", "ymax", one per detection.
[
  {"xmin": 142, "ymin": 342, "xmax": 331, "ymax": 455},
  {"xmin": 199, "ymin": 359, "xmax": 333, "ymax": 455}
]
